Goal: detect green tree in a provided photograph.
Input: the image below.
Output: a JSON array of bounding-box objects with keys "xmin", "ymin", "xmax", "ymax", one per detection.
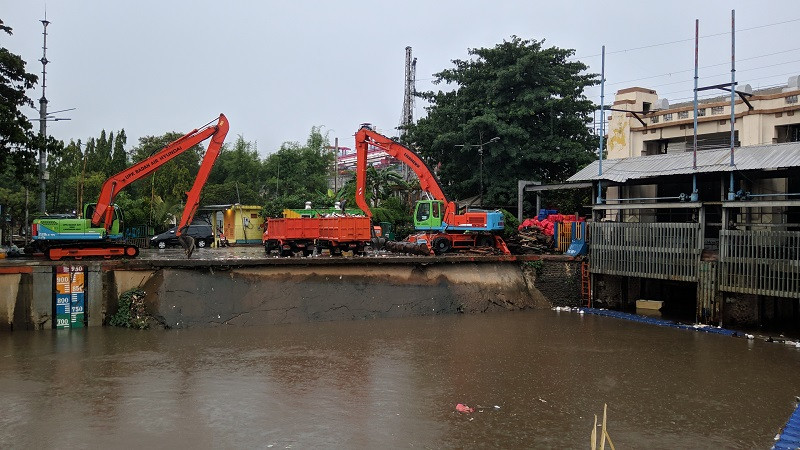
[
  {"xmin": 202, "ymin": 181, "xmax": 260, "ymax": 205},
  {"xmin": 261, "ymin": 127, "xmax": 334, "ymax": 217},
  {"xmin": 82, "ymin": 138, "xmax": 97, "ymax": 175},
  {"xmin": 0, "ymin": 159, "xmax": 32, "ymax": 239},
  {"xmin": 336, "ymin": 166, "xmax": 408, "ymax": 209},
  {"xmin": 0, "ymin": 19, "xmax": 38, "ymax": 174},
  {"xmin": 110, "ymin": 129, "xmax": 127, "ymax": 174},
  {"xmin": 86, "ymin": 130, "xmax": 112, "ymax": 175},
  {"xmin": 208, "ymin": 135, "xmax": 263, "ymax": 186},
  {"xmin": 332, "ymin": 165, "xmax": 414, "ymax": 237},
  {"xmin": 129, "ymin": 132, "xmax": 203, "ymax": 202},
  {"xmin": 47, "ymin": 139, "xmax": 83, "ymax": 213},
  {"xmin": 405, "ymin": 36, "xmax": 598, "ymax": 212}
]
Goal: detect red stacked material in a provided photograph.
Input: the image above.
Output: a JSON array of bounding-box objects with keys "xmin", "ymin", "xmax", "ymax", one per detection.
[
  {"xmin": 519, "ymin": 217, "xmax": 555, "ymax": 236},
  {"xmin": 518, "ymin": 214, "xmax": 585, "ymax": 236}
]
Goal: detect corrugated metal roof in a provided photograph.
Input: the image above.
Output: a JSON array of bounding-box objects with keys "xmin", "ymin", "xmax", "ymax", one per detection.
[{"xmin": 567, "ymin": 141, "xmax": 800, "ymax": 183}]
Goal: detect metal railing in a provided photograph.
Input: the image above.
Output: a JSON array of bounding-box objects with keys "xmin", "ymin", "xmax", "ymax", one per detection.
[
  {"xmin": 719, "ymin": 230, "xmax": 800, "ymax": 298},
  {"xmin": 590, "ymin": 222, "xmax": 701, "ymax": 281}
]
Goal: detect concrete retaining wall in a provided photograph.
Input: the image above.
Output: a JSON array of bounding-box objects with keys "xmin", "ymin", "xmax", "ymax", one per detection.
[
  {"xmin": 522, "ymin": 260, "xmax": 583, "ymax": 307},
  {"xmin": 1, "ymin": 258, "xmax": 587, "ymax": 330},
  {"xmin": 122, "ymin": 263, "xmax": 541, "ymax": 328}
]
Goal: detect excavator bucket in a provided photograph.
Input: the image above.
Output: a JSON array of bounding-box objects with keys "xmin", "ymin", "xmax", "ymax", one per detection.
[{"xmin": 177, "ymin": 227, "xmax": 196, "ymax": 259}]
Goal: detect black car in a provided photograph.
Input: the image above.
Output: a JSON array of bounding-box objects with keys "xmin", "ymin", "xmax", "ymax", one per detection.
[{"xmin": 150, "ymin": 224, "xmax": 213, "ymax": 249}]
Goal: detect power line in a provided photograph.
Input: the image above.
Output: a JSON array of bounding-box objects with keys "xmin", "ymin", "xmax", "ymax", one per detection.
[
  {"xmin": 590, "ymin": 70, "xmax": 799, "ymax": 105},
  {"xmin": 571, "ymin": 17, "xmax": 800, "ymax": 60},
  {"xmin": 604, "ymin": 47, "xmax": 800, "ymax": 87},
  {"xmin": 586, "ymin": 69, "xmax": 800, "ymax": 106},
  {"xmin": 618, "ymin": 58, "xmax": 800, "ymax": 90}
]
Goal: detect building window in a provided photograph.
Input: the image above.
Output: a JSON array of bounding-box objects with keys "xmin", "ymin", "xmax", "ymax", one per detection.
[
  {"xmin": 776, "ymin": 124, "xmax": 800, "ymax": 143},
  {"xmin": 663, "ymin": 113, "xmax": 673, "ymax": 121},
  {"xmin": 711, "ymin": 106, "xmax": 724, "ymax": 115},
  {"xmin": 678, "ymin": 111, "xmax": 689, "ymax": 119},
  {"xmin": 650, "ymin": 115, "xmax": 659, "ymax": 124},
  {"xmin": 787, "ymin": 95, "xmax": 798, "ymax": 104},
  {"xmin": 697, "ymin": 108, "xmax": 706, "ymax": 117}
]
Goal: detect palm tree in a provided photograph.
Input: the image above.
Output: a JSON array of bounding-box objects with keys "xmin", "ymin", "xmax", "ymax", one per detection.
[{"xmin": 149, "ymin": 195, "xmax": 183, "ymax": 232}]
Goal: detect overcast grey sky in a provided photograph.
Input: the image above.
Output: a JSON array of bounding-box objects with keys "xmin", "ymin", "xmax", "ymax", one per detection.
[{"xmin": 4, "ymin": 1, "xmax": 799, "ymax": 156}]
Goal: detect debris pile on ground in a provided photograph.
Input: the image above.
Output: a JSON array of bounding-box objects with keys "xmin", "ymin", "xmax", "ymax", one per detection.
[
  {"xmin": 460, "ymin": 246, "xmax": 505, "ymax": 256},
  {"xmin": 505, "ymin": 227, "xmax": 555, "ymax": 254}
]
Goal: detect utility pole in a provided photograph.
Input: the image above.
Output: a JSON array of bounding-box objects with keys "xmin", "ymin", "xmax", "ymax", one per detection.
[
  {"xmin": 334, "ymin": 137, "xmax": 339, "ymax": 193},
  {"xmin": 400, "ymin": 46, "xmax": 417, "ymax": 181},
  {"xmin": 399, "ymin": 46, "xmax": 417, "ymax": 137},
  {"xmin": 455, "ymin": 136, "xmax": 499, "ymax": 206},
  {"xmin": 38, "ymin": 17, "xmax": 50, "ymax": 213}
]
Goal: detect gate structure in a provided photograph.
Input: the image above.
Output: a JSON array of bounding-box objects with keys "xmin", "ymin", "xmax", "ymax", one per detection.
[
  {"xmin": 591, "ymin": 222, "xmax": 702, "ymax": 282},
  {"xmin": 719, "ymin": 230, "xmax": 800, "ymax": 298}
]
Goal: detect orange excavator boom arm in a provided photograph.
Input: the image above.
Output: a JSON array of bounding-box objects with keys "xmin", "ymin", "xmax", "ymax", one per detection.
[
  {"xmin": 92, "ymin": 114, "xmax": 230, "ymax": 231},
  {"xmin": 354, "ymin": 125, "xmax": 455, "ymax": 220}
]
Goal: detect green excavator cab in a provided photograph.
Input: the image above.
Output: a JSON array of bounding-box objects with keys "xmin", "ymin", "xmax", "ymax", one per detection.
[{"xmin": 414, "ymin": 200, "xmax": 444, "ymax": 231}]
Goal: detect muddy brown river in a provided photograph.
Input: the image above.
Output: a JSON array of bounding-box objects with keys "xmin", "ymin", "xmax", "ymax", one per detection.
[{"xmin": 1, "ymin": 309, "xmax": 798, "ymax": 448}]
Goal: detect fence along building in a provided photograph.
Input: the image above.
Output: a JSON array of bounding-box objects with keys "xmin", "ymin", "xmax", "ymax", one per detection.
[{"xmin": 569, "ymin": 80, "xmax": 800, "ymax": 329}]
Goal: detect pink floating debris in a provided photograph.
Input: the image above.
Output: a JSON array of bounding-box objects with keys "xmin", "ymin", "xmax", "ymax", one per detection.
[{"xmin": 456, "ymin": 403, "xmax": 474, "ymax": 413}]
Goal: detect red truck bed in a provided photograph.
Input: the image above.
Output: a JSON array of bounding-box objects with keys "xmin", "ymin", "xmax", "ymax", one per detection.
[
  {"xmin": 264, "ymin": 218, "xmax": 321, "ymax": 241},
  {"xmin": 318, "ymin": 217, "xmax": 371, "ymax": 242}
]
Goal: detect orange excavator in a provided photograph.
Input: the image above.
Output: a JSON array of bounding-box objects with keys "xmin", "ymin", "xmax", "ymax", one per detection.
[
  {"xmin": 30, "ymin": 114, "xmax": 230, "ymax": 260},
  {"xmin": 354, "ymin": 125, "xmax": 509, "ymax": 255}
]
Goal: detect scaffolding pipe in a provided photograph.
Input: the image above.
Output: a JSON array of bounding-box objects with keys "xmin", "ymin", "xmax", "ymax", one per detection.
[
  {"xmin": 693, "ymin": 19, "xmax": 699, "ymax": 171},
  {"xmin": 612, "ymin": 196, "xmax": 685, "ymax": 202},
  {"xmin": 729, "ymin": 9, "xmax": 736, "ymax": 199},
  {"xmin": 740, "ymin": 192, "xmax": 800, "ymax": 199},
  {"xmin": 691, "ymin": 19, "xmax": 700, "ymax": 202},
  {"xmin": 596, "ymin": 45, "xmax": 605, "ymax": 204}
]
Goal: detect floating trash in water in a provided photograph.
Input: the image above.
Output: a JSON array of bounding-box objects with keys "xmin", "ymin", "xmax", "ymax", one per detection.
[{"xmin": 456, "ymin": 403, "xmax": 474, "ymax": 413}]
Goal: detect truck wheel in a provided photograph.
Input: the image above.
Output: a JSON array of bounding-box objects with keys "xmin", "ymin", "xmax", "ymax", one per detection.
[{"xmin": 432, "ymin": 237, "xmax": 451, "ymax": 255}]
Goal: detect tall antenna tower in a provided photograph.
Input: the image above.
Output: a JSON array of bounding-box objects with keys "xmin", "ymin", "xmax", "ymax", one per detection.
[
  {"xmin": 38, "ymin": 16, "xmax": 50, "ymax": 212},
  {"xmin": 399, "ymin": 46, "xmax": 417, "ymax": 137}
]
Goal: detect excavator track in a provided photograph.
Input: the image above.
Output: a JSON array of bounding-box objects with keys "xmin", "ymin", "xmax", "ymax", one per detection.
[{"xmin": 45, "ymin": 244, "xmax": 139, "ymax": 261}]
